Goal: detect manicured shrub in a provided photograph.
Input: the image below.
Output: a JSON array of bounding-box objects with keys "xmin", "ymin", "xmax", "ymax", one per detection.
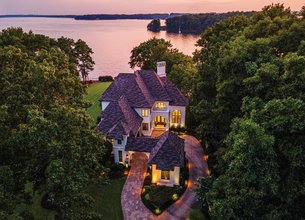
[
  {"xmin": 169, "ymin": 125, "xmax": 186, "ymax": 134},
  {"xmin": 98, "ymin": 75, "xmax": 113, "ymax": 82},
  {"xmin": 145, "ymin": 193, "xmax": 150, "ymax": 201}
]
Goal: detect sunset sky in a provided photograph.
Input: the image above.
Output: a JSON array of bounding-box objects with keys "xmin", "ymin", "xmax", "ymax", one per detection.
[{"xmin": 0, "ymin": 0, "xmax": 303, "ymax": 15}]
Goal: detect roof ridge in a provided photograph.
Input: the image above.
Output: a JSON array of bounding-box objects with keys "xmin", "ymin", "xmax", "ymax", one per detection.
[
  {"xmin": 155, "ymin": 71, "xmax": 166, "ymax": 87},
  {"xmin": 148, "ymin": 131, "xmax": 169, "ymax": 163},
  {"xmin": 135, "ymin": 71, "xmax": 155, "ymax": 106}
]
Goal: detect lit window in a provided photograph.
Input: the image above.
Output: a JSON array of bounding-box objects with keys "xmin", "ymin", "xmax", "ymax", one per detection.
[
  {"xmin": 142, "ymin": 109, "xmax": 149, "ymax": 117},
  {"xmin": 118, "ymin": 150, "xmax": 123, "ymax": 162},
  {"xmin": 142, "ymin": 123, "xmax": 149, "ymax": 131},
  {"xmin": 172, "ymin": 110, "xmax": 181, "ymax": 124},
  {"xmin": 154, "ymin": 116, "xmax": 166, "ymax": 126},
  {"xmin": 161, "ymin": 171, "xmax": 170, "ymax": 180},
  {"xmin": 155, "ymin": 102, "xmax": 167, "ymax": 109}
]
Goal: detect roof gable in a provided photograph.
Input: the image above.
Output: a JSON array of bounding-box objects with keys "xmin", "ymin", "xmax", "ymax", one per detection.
[
  {"xmin": 136, "ymin": 70, "xmax": 171, "ymax": 101},
  {"xmin": 148, "ymin": 131, "xmax": 185, "ymax": 170},
  {"xmin": 98, "ymin": 96, "xmax": 142, "ymax": 138}
]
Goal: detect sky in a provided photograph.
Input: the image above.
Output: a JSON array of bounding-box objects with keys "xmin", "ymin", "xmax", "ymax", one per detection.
[{"xmin": 0, "ymin": 0, "xmax": 303, "ymax": 15}]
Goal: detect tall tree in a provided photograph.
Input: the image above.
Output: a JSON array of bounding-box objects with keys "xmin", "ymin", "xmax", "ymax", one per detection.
[
  {"xmin": 196, "ymin": 119, "xmax": 279, "ymax": 219},
  {"xmin": 193, "ymin": 4, "xmax": 305, "ymax": 219},
  {"xmin": 0, "ymin": 28, "xmax": 106, "ymax": 219},
  {"xmin": 75, "ymin": 39, "xmax": 95, "ymax": 82},
  {"xmin": 129, "ymin": 37, "xmax": 197, "ymax": 96}
]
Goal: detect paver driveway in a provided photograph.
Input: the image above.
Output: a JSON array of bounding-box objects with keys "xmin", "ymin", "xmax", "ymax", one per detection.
[
  {"xmin": 121, "ymin": 152, "xmax": 155, "ymax": 220},
  {"xmin": 121, "ymin": 135, "xmax": 207, "ymax": 220}
]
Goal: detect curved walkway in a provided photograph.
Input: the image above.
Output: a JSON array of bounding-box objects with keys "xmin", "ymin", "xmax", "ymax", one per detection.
[
  {"xmin": 121, "ymin": 135, "xmax": 207, "ymax": 220},
  {"xmin": 121, "ymin": 152, "xmax": 155, "ymax": 220}
]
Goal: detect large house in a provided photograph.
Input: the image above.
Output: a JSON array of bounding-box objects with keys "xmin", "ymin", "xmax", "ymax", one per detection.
[{"xmin": 98, "ymin": 62, "xmax": 188, "ymax": 186}]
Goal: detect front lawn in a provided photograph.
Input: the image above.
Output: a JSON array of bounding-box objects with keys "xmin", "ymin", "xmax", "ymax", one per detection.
[
  {"xmin": 84, "ymin": 82, "xmax": 112, "ymax": 124},
  {"xmin": 30, "ymin": 193, "xmax": 56, "ymax": 219},
  {"xmin": 87, "ymin": 177, "xmax": 126, "ymax": 220}
]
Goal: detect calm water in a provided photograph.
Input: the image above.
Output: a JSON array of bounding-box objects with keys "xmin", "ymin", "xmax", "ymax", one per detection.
[{"xmin": 0, "ymin": 18, "xmax": 199, "ymax": 79}]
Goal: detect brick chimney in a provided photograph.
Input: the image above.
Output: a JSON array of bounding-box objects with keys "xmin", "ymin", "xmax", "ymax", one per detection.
[{"xmin": 157, "ymin": 61, "xmax": 166, "ymax": 77}]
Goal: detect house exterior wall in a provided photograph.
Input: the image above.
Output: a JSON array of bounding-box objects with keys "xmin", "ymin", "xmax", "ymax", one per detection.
[
  {"xmin": 113, "ymin": 135, "xmax": 128, "ymax": 164},
  {"xmin": 151, "ymin": 101, "xmax": 170, "ymax": 130},
  {"xmin": 170, "ymin": 167, "xmax": 180, "ymax": 186},
  {"xmin": 134, "ymin": 108, "xmax": 152, "ymax": 136},
  {"xmin": 169, "ymin": 106, "xmax": 186, "ymax": 128},
  {"xmin": 101, "ymin": 101, "xmax": 110, "ymax": 111},
  {"xmin": 151, "ymin": 164, "xmax": 180, "ymax": 187}
]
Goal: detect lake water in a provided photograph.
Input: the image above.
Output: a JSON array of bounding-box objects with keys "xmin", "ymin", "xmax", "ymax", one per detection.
[{"xmin": 0, "ymin": 18, "xmax": 200, "ymax": 79}]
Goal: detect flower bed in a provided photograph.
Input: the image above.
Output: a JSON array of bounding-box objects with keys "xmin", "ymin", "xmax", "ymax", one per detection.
[{"xmin": 141, "ymin": 164, "xmax": 189, "ymax": 215}]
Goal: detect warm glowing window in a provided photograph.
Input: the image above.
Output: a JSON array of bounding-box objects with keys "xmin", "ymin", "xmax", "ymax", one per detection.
[
  {"xmin": 172, "ymin": 110, "xmax": 181, "ymax": 124},
  {"xmin": 155, "ymin": 102, "xmax": 167, "ymax": 109},
  {"xmin": 142, "ymin": 109, "xmax": 149, "ymax": 117},
  {"xmin": 161, "ymin": 171, "xmax": 170, "ymax": 180}
]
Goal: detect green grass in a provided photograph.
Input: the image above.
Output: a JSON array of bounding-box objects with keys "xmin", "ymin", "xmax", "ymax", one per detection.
[
  {"xmin": 31, "ymin": 178, "xmax": 126, "ymax": 220},
  {"xmin": 87, "ymin": 177, "xmax": 126, "ymax": 220},
  {"xmin": 84, "ymin": 82, "xmax": 112, "ymax": 124},
  {"xmin": 30, "ymin": 193, "xmax": 56, "ymax": 220},
  {"xmin": 187, "ymin": 209, "xmax": 207, "ymax": 220}
]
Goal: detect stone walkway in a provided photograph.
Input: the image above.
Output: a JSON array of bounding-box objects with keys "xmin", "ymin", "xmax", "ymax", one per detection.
[
  {"xmin": 121, "ymin": 152, "xmax": 155, "ymax": 220},
  {"xmin": 121, "ymin": 135, "xmax": 207, "ymax": 220}
]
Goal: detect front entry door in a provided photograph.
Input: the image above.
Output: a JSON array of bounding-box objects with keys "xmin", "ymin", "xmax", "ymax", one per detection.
[{"xmin": 154, "ymin": 116, "xmax": 166, "ymax": 128}]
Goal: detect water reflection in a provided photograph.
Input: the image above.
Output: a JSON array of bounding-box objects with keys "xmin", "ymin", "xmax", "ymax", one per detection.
[{"xmin": 0, "ymin": 18, "xmax": 200, "ymax": 79}]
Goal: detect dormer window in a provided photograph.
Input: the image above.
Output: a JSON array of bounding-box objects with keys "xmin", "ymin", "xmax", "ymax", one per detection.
[
  {"xmin": 155, "ymin": 102, "xmax": 167, "ymax": 109},
  {"xmin": 117, "ymin": 139, "xmax": 122, "ymax": 145}
]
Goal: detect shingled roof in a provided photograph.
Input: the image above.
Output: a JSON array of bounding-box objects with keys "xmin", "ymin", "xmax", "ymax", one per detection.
[
  {"xmin": 97, "ymin": 96, "xmax": 143, "ymax": 139},
  {"xmin": 101, "ymin": 70, "xmax": 188, "ymax": 107},
  {"xmin": 126, "ymin": 131, "xmax": 184, "ymax": 170},
  {"xmin": 148, "ymin": 131, "xmax": 185, "ymax": 171},
  {"xmin": 125, "ymin": 136, "xmax": 160, "ymax": 152}
]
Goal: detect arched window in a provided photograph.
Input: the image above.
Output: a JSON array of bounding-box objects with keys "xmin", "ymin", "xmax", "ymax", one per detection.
[
  {"xmin": 172, "ymin": 110, "xmax": 181, "ymax": 124},
  {"xmin": 155, "ymin": 102, "xmax": 167, "ymax": 109}
]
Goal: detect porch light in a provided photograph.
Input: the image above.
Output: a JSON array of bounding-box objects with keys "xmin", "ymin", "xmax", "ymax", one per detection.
[
  {"xmin": 155, "ymin": 208, "xmax": 161, "ymax": 214},
  {"xmin": 172, "ymin": 193, "xmax": 179, "ymax": 200},
  {"xmin": 187, "ymin": 162, "xmax": 192, "ymax": 169},
  {"xmin": 204, "ymin": 155, "xmax": 209, "ymax": 161},
  {"xmin": 124, "ymin": 170, "xmax": 129, "ymax": 175},
  {"xmin": 184, "ymin": 180, "xmax": 188, "ymax": 187},
  {"xmin": 206, "ymin": 169, "xmax": 211, "ymax": 176}
]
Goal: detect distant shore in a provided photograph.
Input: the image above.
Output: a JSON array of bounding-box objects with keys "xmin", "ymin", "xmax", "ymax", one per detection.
[{"xmin": 0, "ymin": 14, "xmax": 183, "ymax": 20}]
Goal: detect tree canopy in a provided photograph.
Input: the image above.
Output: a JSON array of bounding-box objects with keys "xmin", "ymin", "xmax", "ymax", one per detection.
[
  {"xmin": 193, "ymin": 4, "xmax": 305, "ymax": 219},
  {"xmin": 147, "ymin": 19, "xmax": 161, "ymax": 32},
  {"xmin": 0, "ymin": 28, "xmax": 106, "ymax": 219},
  {"xmin": 129, "ymin": 37, "xmax": 197, "ymax": 96}
]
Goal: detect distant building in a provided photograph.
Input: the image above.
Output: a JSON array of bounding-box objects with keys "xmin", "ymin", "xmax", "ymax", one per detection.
[{"xmin": 98, "ymin": 62, "xmax": 188, "ymax": 186}]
